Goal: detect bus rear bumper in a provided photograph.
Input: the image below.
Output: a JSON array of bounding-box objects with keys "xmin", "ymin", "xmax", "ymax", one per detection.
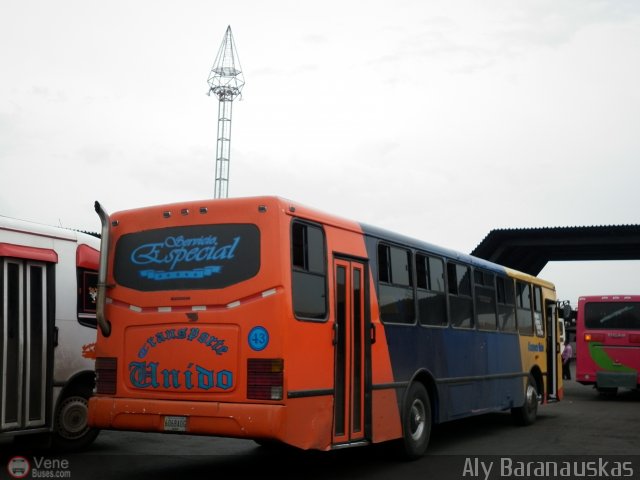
[
  {"xmin": 88, "ymin": 396, "xmax": 284, "ymax": 439},
  {"xmin": 596, "ymin": 372, "xmax": 637, "ymax": 389}
]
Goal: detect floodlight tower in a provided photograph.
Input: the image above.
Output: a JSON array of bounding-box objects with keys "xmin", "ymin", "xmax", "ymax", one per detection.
[{"xmin": 207, "ymin": 25, "xmax": 245, "ymax": 199}]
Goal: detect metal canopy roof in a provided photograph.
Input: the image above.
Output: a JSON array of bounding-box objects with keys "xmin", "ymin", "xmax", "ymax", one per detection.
[{"xmin": 470, "ymin": 225, "xmax": 640, "ymax": 276}]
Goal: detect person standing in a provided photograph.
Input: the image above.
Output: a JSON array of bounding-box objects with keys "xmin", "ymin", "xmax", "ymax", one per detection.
[{"xmin": 562, "ymin": 338, "xmax": 573, "ymax": 380}]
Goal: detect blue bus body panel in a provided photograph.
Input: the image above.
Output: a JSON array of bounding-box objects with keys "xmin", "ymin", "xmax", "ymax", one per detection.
[
  {"xmin": 361, "ymin": 225, "xmax": 525, "ymax": 423},
  {"xmin": 383, "ymin": 325, "xmax": 523, "ymax": 422},
  {"xmin": 361, "ymin": 223, "xmax": 506, "ymax": 275}
]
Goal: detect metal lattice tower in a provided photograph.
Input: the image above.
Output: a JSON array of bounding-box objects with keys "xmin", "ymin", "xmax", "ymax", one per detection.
[{"xmin": 207, "ymin": 26, "xmax": 245, "ymax": 199}]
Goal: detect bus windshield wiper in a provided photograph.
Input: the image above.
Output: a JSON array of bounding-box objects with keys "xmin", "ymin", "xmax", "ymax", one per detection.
[{"xmin": 599, "ymin": 306, "xmax": 634, "ymax": 325}]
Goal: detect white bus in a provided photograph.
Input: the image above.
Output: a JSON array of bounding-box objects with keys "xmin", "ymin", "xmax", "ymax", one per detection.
[{"xmin": 1, "ymin": 215, "xmax": 100, "ymax": 450}]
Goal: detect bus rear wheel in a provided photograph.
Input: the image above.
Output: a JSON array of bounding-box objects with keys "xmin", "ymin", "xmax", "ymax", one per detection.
[
  {"xmin": 596, "ymin": 387, "xmax": 618, "ymax": 397},
  {"xmin": 51, "ymin": 384, "xmax": 100, "ymax": 451},
  {"xmin": 398, "ymin": 382, "xmax": 431, "ymax": 460},
  {"xmin": 512, "ymin": 377, "xmax": 538, "ymax": 426}
]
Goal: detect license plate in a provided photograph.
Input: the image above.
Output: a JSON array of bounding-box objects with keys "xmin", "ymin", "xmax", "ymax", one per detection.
[{"xmin": 164, "ymin": 416, "xmax": 187, "ymax": 432}]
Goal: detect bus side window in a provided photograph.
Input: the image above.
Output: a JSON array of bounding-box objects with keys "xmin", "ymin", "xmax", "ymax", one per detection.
[
  {"xmin": 497, "ymin": 276, "xmax": 516, "ymax": 332},
  {"xmin": 474, "ymin": 270, "xmax": 497, "ymax": 330},
  {"xmin": 416, "ymin": 253, "xmax": 446, "ymax": 326},
  {"xmin": 516, "ymin": 281, "xmax": 533, "ymax": 335},
  {"xmin": 447, "ymin": 262, "xmax": 473, "ymax": 329},
  {"xmin": 533, "ymin": 286, "xmax": 544, "ymax": 337},
  {"xmin": 292, "ymin": 221, "xmax": 327, "ymax": 320},
  {"xmin": 77, "ymin": 268, "xmax": 98, "ymax": 328},
  {"xmin": 377, "ymin": 244, "xmax": 415, "ymax": 324}
]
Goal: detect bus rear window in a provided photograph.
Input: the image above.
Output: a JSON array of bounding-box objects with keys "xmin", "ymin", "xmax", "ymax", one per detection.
[
  {"xmin": 114, "ymin": 224, "xmax": 260, "ymax": 291},
  {"xmin": 585, "ymin": 302, "xmax": 640, "ymax": 330}
]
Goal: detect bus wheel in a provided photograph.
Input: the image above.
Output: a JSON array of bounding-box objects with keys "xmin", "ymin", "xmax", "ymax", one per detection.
[
  {"xmin": 399, "ymin": 382, "xmax": 431, "ymax": 460},
  {"xmin": 596, "ymin": 387, "xmax": 618, "ymax": 397},
  {"xmin": 512, "ymin": 377, "xmax": 538, "ymax": 426},
  {"xmin": 51, "ymin": 385, "xmax": 100, "ymax": 451},
  {"xmin": 254, "ymin": 439, "xmax": 287, "ymax": 449}
]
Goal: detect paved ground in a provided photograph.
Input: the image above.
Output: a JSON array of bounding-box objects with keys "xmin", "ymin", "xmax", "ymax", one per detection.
[{"xmin": 2, "ymin": 365, "xmax": 639, "ymax": 479}]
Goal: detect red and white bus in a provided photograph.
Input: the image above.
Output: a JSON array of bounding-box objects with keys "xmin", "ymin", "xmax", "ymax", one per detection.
[
  {"xmin": 576, "ymin": 295, "xmax": 640, "ymax": 395},
  {"xmin": 1, "ymin": 215, "xmax": 100, "ymax": 450},
  {"xmin": 89, "ymin": 196, "xmax": 562, "ymax": 457}
]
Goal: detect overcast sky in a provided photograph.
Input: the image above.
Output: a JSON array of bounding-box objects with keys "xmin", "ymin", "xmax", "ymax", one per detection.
[{"xmin": 1, "ymin": 0, "xmax": 639, "ymax": 305}]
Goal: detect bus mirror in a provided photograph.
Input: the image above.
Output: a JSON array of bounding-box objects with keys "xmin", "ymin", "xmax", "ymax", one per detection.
[{"xmin": 562, "ymin": 303, "xmax": 572, "ymax": 321}]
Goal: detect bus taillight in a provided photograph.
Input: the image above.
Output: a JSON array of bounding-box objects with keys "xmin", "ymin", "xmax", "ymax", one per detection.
[
  {"xmin": 584, "ymin": 333, "xmax": 605, "ymax": 342},
  {"xmin": 95, "ymin": 357, "xmax": 118, "ymax": 395},
  {"xmin": 247, "ymin": 358, "xmax": 284, "ymax": 401}
]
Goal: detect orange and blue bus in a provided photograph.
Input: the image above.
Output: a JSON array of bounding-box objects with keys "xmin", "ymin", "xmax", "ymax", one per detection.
[
  {"xmin": 576, "ymin": 295, "xmax": 640, "ymax": 395},
  {"xmin": 89, "ymin": 196, "xmax": 562, "ymax": 457}
]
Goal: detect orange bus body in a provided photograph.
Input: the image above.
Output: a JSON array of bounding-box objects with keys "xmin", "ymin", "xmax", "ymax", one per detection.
[
  {"xmin": 89, "ymin": 196, "xmax": 561, "ymax": 455},
  {"xmin": 89, "ymin": 197, "xmax": 400, "ymax": 450}
]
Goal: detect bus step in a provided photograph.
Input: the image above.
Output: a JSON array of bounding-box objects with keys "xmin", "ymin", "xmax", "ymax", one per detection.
[{"xmin": 331, "ymin": 440, "xmax": 370, "ymax": 450}]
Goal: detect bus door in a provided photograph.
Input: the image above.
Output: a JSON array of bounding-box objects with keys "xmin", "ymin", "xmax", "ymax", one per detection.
[
  {"xmin": 545, "ymin": 300, "xmax": 560, "ymax": 400},
  {"xmin": 1, "ymin": 259, "xmax": 50, "ymax": 432},
  {"xmin": 332, "ymin": 257, "xmax": 369, "ymax": 445}
]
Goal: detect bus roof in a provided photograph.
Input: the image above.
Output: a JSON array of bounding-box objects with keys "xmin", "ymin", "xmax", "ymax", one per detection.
[
  {"xmin": 579, "ymin": 295, "xmax": 640, "ymax": 302},
  {"xmin": 0, "ymin": 214, "xmax": 98, "ymax": 245},
  {"xmin": 107, "ymin": 195, "xmax": 555, "ymax": 289},
  {"xmin": 280, "ymin": 197, "xmax": 555, "ymax": 289}
]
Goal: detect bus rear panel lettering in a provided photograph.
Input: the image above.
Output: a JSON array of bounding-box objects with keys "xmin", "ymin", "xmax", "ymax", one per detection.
[{"xmin": 114, "ymin": 224, "xmax": 260, "ymax": 291}]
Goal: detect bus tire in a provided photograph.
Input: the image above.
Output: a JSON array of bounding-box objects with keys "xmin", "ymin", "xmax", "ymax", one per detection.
[
  {"xmin": 512, "ymin": 377, "xmax": 538, "ymax": 426},
  {"xmin": 254, "ymin": 439, "xmax": 287, "ymax": 449},
  {"xmin": 399, "ymin": 382, "xmax": 431, "ymax": 460},
  {"xmin": 596, "ymin": 387, "xmax": 618, "ymax": 397},
  {"xmin": 51, "ymin": 384, "xmax": 100, "ymax": 451}
]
